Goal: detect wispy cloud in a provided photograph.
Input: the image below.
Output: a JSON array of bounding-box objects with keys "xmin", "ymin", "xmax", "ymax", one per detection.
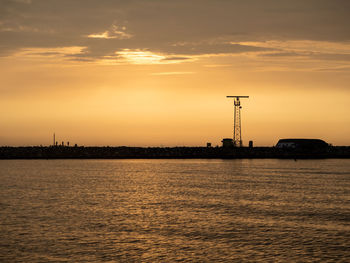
[
  {"xmin": 316, "ymin": 65, "xmax": 350, "ymax": 72},
  {"xmin": 0, "ymin": 21, "xmax": 40, "ymax": 33},
  {"xmin": 87, "ymin": 31, "xmax": 117, "ymax": 39},
  {"xmin": 113, "ymin": 49, "xmax": 193, "ymax": 65},
  {"xmin": 12, "ymin": 46, "xmax": 87, "ymax": 59},
  {"xmin": 87, "ymin": 25, "xmax": 132, "ymax": 40},
  {"xmin": 150, "ymin": 71, "xmax": 195, "ymax": 76},
  {"xmin": 11, "ymin": 0, "xmax": 32, "ymax": 4},
  {"xmin": 115, "ymin": 49, "xmax": 166, "ymax": 64},
  {"xmin": 203, "ymin": 64, "xmax": 232, "ymax": 68},
  {"xmin": 235, "ymin": 40, "xmax": 350, "ymax": 58}
]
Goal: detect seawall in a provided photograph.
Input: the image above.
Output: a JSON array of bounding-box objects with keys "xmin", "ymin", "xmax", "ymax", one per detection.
[{"xmin": 0, "ymin": 146, "xmax": 349, "ymax": 159}]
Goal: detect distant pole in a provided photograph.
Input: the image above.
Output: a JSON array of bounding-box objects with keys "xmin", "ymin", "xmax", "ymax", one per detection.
[
  {"xmin": 226, "ymin": 96, "xmax": 249, "ymax": 147},
  {"xmin": 53, "ymin": 133, "xmax": 55, "ymax": 146}
]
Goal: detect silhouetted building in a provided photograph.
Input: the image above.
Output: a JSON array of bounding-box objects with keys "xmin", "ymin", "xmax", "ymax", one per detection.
[
  {"xmin": 276, "ymin": 139, "xmax": 328, "ymax": 149},
  {"xmin": 207, "ymin": 142, "xmax": 212, "ymax": 148},
  {"xmin": 249, "ymin": 140, "xmax": 253, "ymax": 148},
  {"xmin": 222, "ymin": 138, "xmax": 234, "ymax": 148}
]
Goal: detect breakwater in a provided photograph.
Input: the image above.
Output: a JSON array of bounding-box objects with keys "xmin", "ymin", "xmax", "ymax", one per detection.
[{"xmin": 0, "ymin": 146, "xmax": 349, "ymax": 159}]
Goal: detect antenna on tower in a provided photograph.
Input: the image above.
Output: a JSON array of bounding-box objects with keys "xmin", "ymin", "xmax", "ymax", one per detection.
[{"xmin": 226, "ymin": 96, "xmax": 249, "ymax": 147}]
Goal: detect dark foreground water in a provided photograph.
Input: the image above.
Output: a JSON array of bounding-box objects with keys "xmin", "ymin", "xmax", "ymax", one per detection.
[{"xmin": 0, "ymin": 159, "xmax": 349, "ymax": 262}]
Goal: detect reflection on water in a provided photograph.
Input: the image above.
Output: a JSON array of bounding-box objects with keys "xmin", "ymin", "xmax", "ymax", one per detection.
[{"xmin": 0, "ymin": 159, "xmax": 349, "ymax": 262}]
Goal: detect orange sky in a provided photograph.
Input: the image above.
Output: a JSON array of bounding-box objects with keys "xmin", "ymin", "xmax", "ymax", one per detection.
[{"xmin": 1, "ymin": 0, "xmax": 349, "ymax": 146}]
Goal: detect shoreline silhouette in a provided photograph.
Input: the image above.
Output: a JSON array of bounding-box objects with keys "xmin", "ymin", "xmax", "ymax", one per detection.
[{"xmin": 1, "ymin": 145, "xmax": 349, "ymax": 159}]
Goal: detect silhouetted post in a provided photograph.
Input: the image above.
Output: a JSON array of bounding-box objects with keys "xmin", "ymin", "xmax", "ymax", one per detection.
[{"xmin": 249, "ymin": 140, "xmax": 253, "ymax": 148}]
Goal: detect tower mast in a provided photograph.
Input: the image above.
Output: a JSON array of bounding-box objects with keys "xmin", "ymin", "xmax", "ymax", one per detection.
[{"xmin": 227, "ymin": 96, "xmax": 249, "ymax": 147}]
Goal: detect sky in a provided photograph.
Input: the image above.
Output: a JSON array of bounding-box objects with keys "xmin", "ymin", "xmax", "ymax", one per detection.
[{"xmin": 0, "ymin": 0, "xmax": 349, "ymax": 146}]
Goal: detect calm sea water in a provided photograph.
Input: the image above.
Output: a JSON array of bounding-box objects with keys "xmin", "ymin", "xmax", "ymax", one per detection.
[{"xmin": 0, "ymin": 159, "xmax": 349, "ymax": 262}]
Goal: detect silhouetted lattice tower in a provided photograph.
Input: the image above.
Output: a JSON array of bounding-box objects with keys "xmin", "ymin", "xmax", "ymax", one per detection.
[{"xmin": 227, "ymin": 96, "xmax": 249, "ymax": 147}]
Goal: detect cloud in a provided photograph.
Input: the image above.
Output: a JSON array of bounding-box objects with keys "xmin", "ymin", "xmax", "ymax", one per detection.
[
  {"xmin": 11, "ymin": 0, "xmax": 32, "ymax": 4},
  {"xmin": 87, "ymin": 31, "xmax": 119, "ymax": 39},
  {"xmin": 162, "ymin": 56, "xmax": 192, "ymax": 61},
  {"xmin": 311, "ymin": 53, "xmax": 350, "ymax": 61},
  {"xmin": 237, "ymin": 40, "xmax": 350, "ymax": 63},
  {"xmin": 163, "ymin": 42, "xmax": 274, "ymax": 56},
  {"xmin": 203, "ymin": 64, "xmax": 232, "ymax": 68},
  {"xmin": 259, "ymin": 51, "xmax": 306, "ymax": 57},
  {"xmin": 238, "ymin": 40, "xmax": 350, "ymax": 54},
  {"xmin": 58, "ymin": 42, "xmax": 274, "ymax": 65},
  {"xmin": 0, "ymin": 23, "xmax": 39, "ymax": 33},
  {"xmin": 114, "ymin": 49, "xmax": 167, "ymax": 64},
  {"xmin": 0, "ymin": 0, "xmax": 349, "ymax": 63},
  {"xmin": 316, "ymin": 66, "xmax": 350, "ymax": 72},
  {"xmin": 87, "ymin": 25, "xmax": 132, "ymax": 39},
  {"xmin": 150, "ymin": 71, "xmax": 195, "ymax": 76},
  {"xmin": 11, "ymin": 46, "xmax": 87, "ymax": 61}
]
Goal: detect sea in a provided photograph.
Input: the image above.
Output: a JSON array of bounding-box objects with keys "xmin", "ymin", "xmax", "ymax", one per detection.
[{"xmin": 0, "ymin": 159, "xmax": 349, "ymax": 262}]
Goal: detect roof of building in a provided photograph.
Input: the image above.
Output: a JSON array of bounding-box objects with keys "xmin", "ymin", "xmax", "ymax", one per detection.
[{"xmin": 276, "ymin": 138, "xmax": 328, "ymax": 148}]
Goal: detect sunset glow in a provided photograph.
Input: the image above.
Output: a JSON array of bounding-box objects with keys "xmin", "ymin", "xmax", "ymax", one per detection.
[{"xmin": 0, "ymin": 0, "xmax": 349, "ymax": 146}]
